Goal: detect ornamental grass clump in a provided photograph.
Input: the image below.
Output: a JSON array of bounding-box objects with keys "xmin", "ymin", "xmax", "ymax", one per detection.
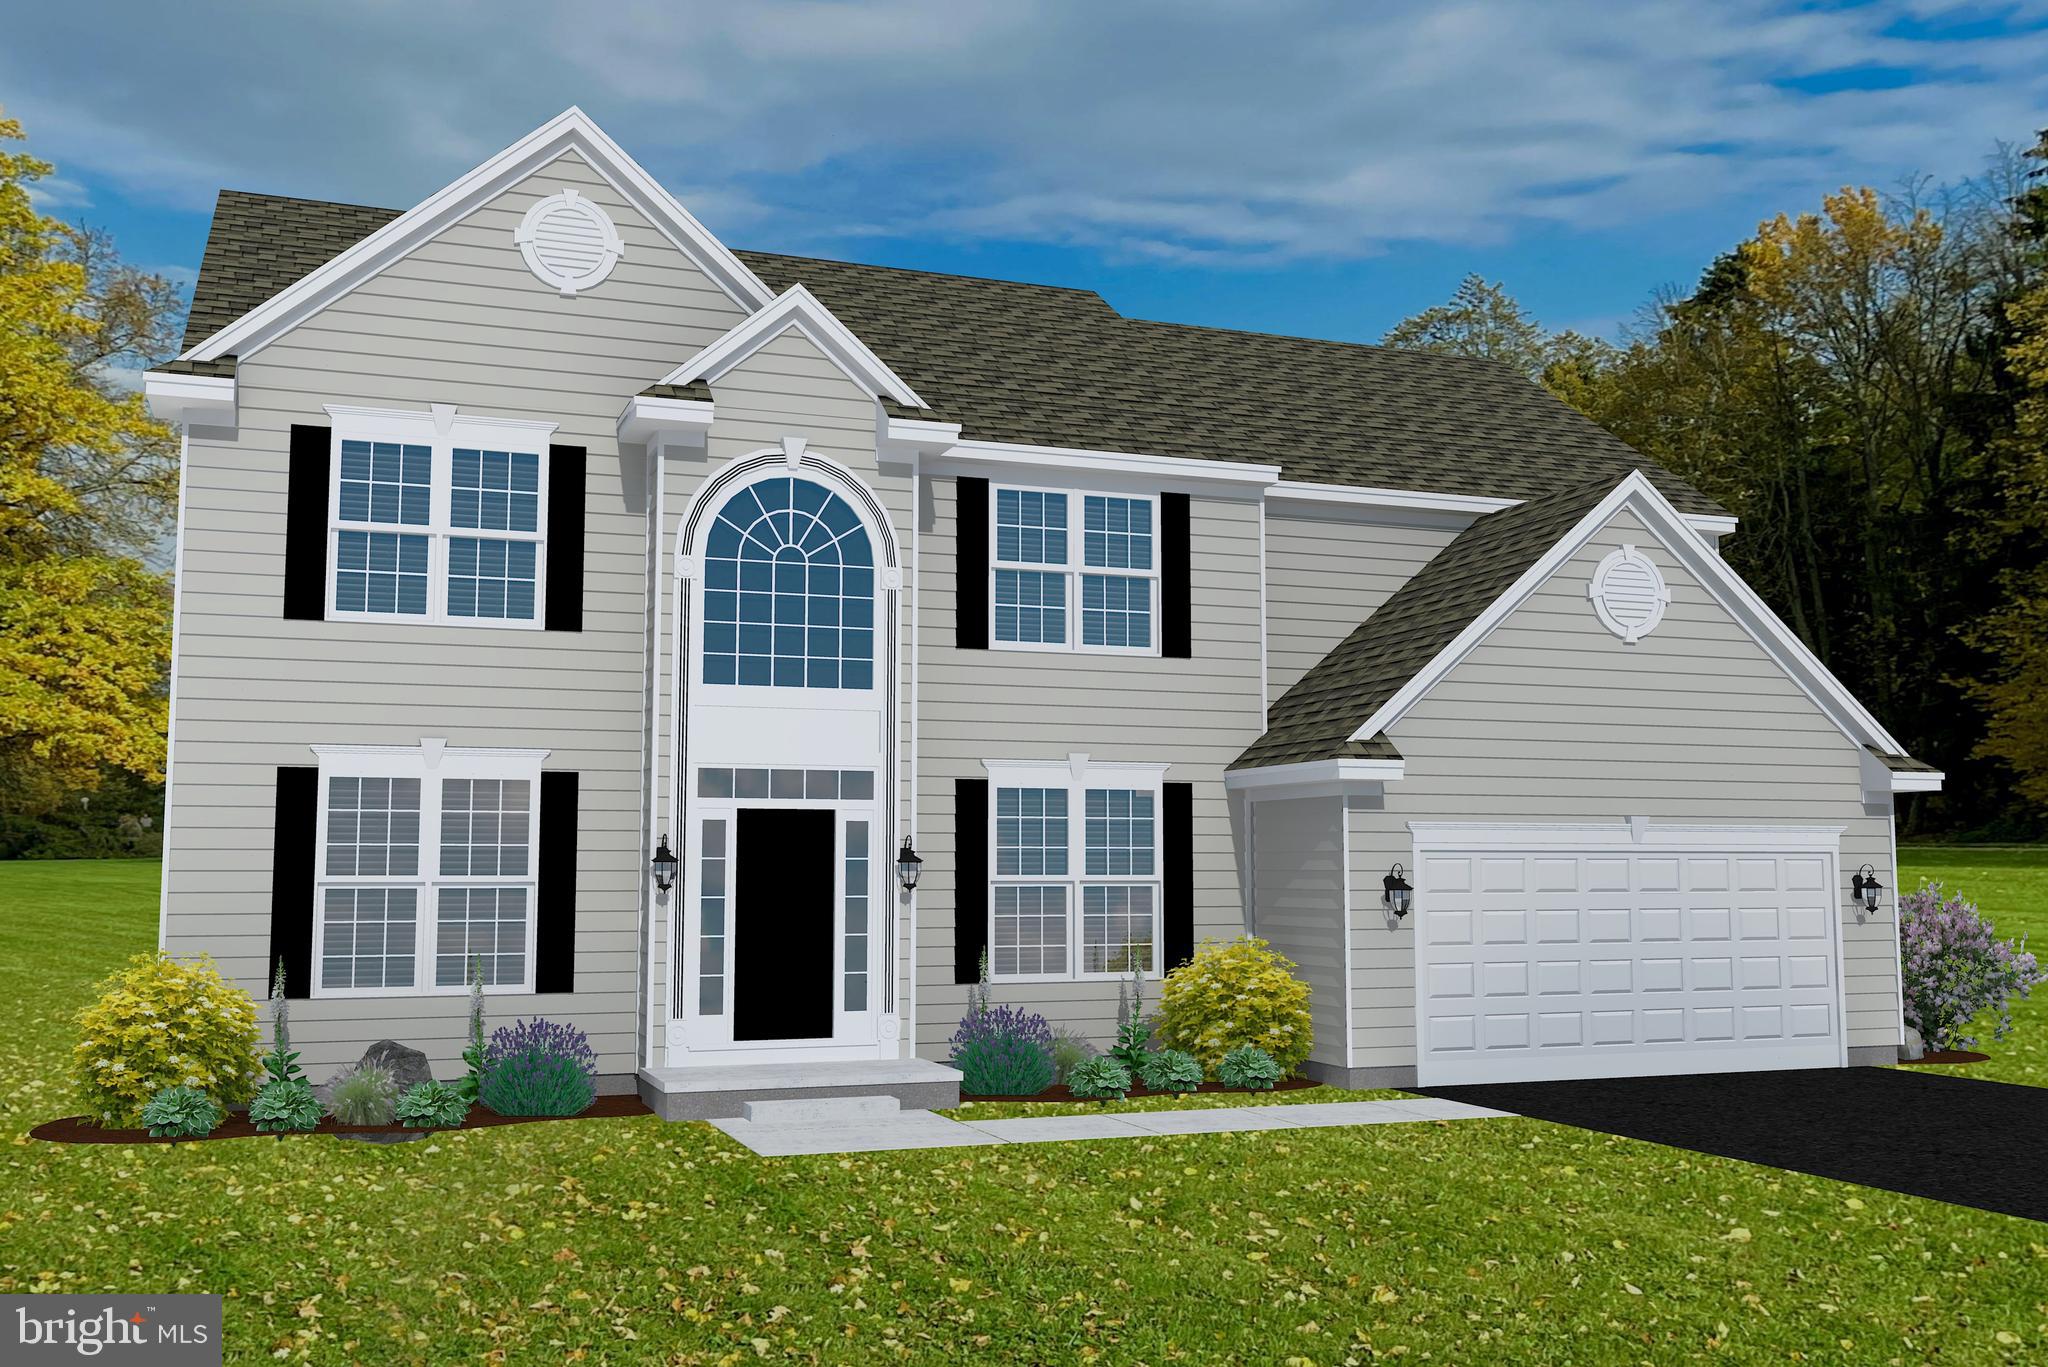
[
  {"xmin": 141, "ymin": 1085, "xmax": 222, "ymax": 1139},
  {"xmin": 73, "ymin": 952, "xmax": 260, "ymax": 1128},
  {"xmin": 479, "ymin": 1018, "xmax": 597, "ymax": 1117},
  {"xmin": 1899, "ymin": 883, "xmax": 2043, "ymax": 1052},
  {"xmin": 949, "ymin": 1003, "xmax": 1056, "ymax": 1096},
  {"xmin": 395, "ymin": 1079, "xmax": 471, "ymax": 1129},
  {"xmin": 326, "ymin": 1063, "xmax": 399, "ymax": 1126},
  {"xmin": 1155, "ymin": 936, "xmax": 1313, "ymax": 1075}
]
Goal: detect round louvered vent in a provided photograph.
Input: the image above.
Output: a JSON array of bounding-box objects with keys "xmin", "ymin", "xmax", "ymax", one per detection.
[
  {"xmin": 513, "ymin": 188, "xmax": 623, "ymax": 295},
  {"xmin": 1587, "ymin": 544, "xmax": 1670, "ymax": 643}
]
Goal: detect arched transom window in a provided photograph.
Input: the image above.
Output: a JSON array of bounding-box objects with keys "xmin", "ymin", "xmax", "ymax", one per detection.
[{"xmin": 702, "ymin": 476, "xmax": 876, "ymax": 689}]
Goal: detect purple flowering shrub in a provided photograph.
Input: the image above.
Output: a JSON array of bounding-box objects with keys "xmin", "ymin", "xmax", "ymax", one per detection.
[
  {"xmin": 949, "ymin": 1003, "xmax": 1056, "ymax": 1095},
  {"xmin": 1898, "ymin": 883, "xmax": 2043, "ymax": 1052},
  {"xmin": 479, "ymin": 1018, "xmax": 598, "ymax": 1117}
]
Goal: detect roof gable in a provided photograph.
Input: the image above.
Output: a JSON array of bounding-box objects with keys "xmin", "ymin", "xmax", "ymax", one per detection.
[
  {"xmin": 657, "ymin": 284, "xmax": 926, "ymax": 410},
  {"xmin": 179, "ymin": 108, "xmax": 774, "ymax": 364},
  {"xmin": 1236, "ymin": 470, "xmax": 1910, "ymax": 771}
]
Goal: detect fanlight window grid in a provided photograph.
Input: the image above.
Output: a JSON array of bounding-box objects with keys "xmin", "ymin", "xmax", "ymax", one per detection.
[
  {"xmin": 1588, "ymin": 543, "xmax": 1673, "ymax": 644},
  {"xmin": 702, "ymin": 478, "xmax": 877, "ymax": 690}
]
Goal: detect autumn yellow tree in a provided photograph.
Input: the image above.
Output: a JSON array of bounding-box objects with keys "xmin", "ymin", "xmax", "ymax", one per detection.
[{"xmin": 0, "ymin": 118, "xmax": 179, "ymax": 813}]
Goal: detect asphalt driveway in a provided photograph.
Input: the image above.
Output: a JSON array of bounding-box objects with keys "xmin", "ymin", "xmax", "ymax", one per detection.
[{"xmin": 1418, "ymin": 1067, "xmax": 2048, "ymax": 1223}]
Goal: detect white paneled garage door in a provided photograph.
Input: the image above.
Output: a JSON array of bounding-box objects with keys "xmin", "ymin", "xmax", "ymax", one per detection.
[{"xmin": 1413, "ymin": 824, "xmax": 1845, "ymax": 1085}]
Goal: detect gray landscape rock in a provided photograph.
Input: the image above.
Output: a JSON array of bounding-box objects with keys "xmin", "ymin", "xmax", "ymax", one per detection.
[
  {"xmin": 357, "ymin": 1039, "xmax": 435, "ymax": 1092},
  {"xmin": 1900, "ymin": 1026, "xmax": 1926, "ymax": 1061}
]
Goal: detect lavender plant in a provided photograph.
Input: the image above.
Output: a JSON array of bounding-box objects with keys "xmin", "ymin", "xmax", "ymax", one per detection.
[
  {"xmin": 1899, "ymin": 883, "xmax": 2043, "ymax": 1052},
  {"xmin": 478, "ymin": 1018, "xmax": 597, "ymax": 1117},
  {"xmin": 949, "ymin": 1003, "xmax": 1055, "ymax": 1095}
]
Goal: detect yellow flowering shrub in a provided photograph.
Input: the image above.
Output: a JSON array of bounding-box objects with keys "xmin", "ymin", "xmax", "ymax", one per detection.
[
  {"xmin": 72, "ymin": 953, "xmax": 259, "ymax": 1127},
  {"xmin": 1155, "ymin": 936, "xmax": 1314, "ymax": 1075}
]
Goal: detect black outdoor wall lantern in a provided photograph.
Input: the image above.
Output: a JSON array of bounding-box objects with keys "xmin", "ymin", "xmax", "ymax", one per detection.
[
  {"xmin": 1383, "ymin": 863, "xmax": 1414, "ymax": 918},
  {"xmin": 896, "ymin": 837, "xmax": 924, "ymax": 892},
  {"xmin": 651, "ymin": 835, "xmax": 679, "ymax": 893},
  {"xmin": 1851, "ymin": 864, "xmax": 1883, "ymax": 915}
]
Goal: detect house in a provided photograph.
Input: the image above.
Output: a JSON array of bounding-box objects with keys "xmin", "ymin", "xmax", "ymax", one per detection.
[{"xmin": 144, "ymin": 109, "xmax": 1941, "ymax": 1116}]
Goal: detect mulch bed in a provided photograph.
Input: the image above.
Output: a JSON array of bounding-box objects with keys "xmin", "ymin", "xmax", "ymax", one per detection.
[
  {"xmin": 960, "ymin": 1076, "xmax": 1319, "ymax": 1104},
  {"xmin": 1895, "ymin": 1050, "xmax": 1991, "ymax": 1066},
  {"xmin": 30, "ymin": 1092, "xmax": 652, "ymax": 1145}
]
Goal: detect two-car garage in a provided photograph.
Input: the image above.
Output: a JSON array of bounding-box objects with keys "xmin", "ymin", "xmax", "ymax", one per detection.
[{"xmin": 1411, "ymin": 824, "xmax": 1847, "ymax": 1086}]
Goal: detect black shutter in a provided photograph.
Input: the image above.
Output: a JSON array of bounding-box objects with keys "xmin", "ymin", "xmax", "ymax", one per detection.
[
  {"xmin": 954, "ymin": 778, "xmax": 989, "ymax": 983},
  {"xmin": 283, "ymin": 425, "xmax": 331, "ymax": 621},
  {"xmin": 1162, "ymin": 492, "xmax": 1192, "ymax": 659},
  {"xmin": 545, "ymin": 445, "xmax": 586, "ymax": 632},
  {"xmin": 269, "ymin": 766, "xmax": 318, "ymax": 998},
  {"xmin": 535, "ymin": 771, "xmax": 580, "ymax": 992},
  {"xmin": 1163, "ymin": 781, "xmax": 1194, "ymax": 971},
  {"xmin": 955, "ymin": 476, "xmax": 989, "ymax": 649}
]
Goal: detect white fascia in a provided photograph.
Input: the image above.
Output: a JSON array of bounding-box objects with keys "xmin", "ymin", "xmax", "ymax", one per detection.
[
  {"xmin": 1223, "ymin": 757, "xmax": 1407, "ymax": 801},
  {"xmin": 658, "ymin": 284, "xmax": 927, "ymax": 409},
  {"xmin": 1268, "ymin": 476, "xmax": 1739, "ymax": 541},
  {"xmin": 618, "ymin": 395, "xmax": 715, "ymax": 450},
  {"xmin": 143, "ymin": 371, "xmax": 236, "ymax": 429},
  {"xmin": 181, "ymin": 107, "xmax": 776, "ymax": 364},
  {"xmin": 927, "ymin": 435, "xmax": 1282, "ymax": 493},
  {"xmin": 1859, "ymin": 748, "xmax": 1945, "ymax": 798},
  {"xmin": 1345, "ymin": 469, "xmax": 1906, "ymax": 757}
]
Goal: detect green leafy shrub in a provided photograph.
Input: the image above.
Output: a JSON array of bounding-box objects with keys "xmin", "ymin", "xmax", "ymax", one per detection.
[
  {"xmin": 479, "ymin": 1018, "xmax": 597, "ymax": 1117},
  {"xmin": 1066, "ymin": 1055, "xmax": 1132, "ymax": 1101},
  {"xmin": 1156, "ymin": 936, "xmax": 1314, "ymax": 1074},
  {"xmin": 73, "ymin": 952, "xmax": 260, "ymax": 1127},
  {"xmin": 1137, "ymin": 1048, "xmax": 1203, "ymax": 1094},
  {"xmin": 1049, "ymin": 1026, "xmax": 1097, "ymax": 1083},
  {"xmin": 1216, "ymin": 1045, "xmax": 1282, "ymax": 1091},
  {"xmin": 326, "ymin": 1063, "xmax": 399, "ymax": 1126},
  {"xmin": 140, "ymin": 1085, "xmax": 221, "ymax": 1139},
  {"xmin": 949, "ymin": 1004, "xmax": 1056, "ymax": 1096},
  {"xmin": 248, "ymin": 1077, "xmax": 323, "ymax": 1133},
  {"xmin": 395, "ymin": 1079, "xmax": 471, "ymax": 1129}
]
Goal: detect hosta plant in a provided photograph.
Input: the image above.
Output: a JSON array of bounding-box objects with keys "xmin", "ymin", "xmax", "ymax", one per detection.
[
  {"xmin": 949, "ymin": 1003, "xmax": 1056, "ymax": 1096},
  {"xmin": 326, "ymin": 1063, "xmax": 399, "ymax": 1126},
  {"xmin": 1156, "ymin": 936, "xmax": 1314, "ymax": 1075},
  {"xmin": 1899, "ymin": 883, "xmax": 2043, "ymax": 1052},
  {"xmin": 1216, "ymin": 1045, "xmax": 1283, "ymax": 1092},
  {"xmin": 248, "ymin": 1077, "xmax": 323, "ymax": 1133},
  {"xmin": 395, "ymin": 1079, "xmax": 472, "ymax": 1129},
  {"xmin": 141, "ymin": 1085, "xmax": 222, "ymax": 1140},
  {"xmin": 73, "ymin": 952, "xmax": 260, "ymax": 1127},
  {"xmin": 1137, "ymin": 1047, "xmax": 1203, "ymax": 1095},
  {"xmin": 1066, "ymin": 1055, "xmax": 1132, "ymax": 1101},
  {"xmin": 479, "ymin": 1018, "xmax": 597, "ymax": 1117}
]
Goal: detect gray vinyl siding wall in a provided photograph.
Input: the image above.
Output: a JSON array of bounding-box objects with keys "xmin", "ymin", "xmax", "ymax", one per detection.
[
  {"xmin": 1248, "ymin": 797, "xmax": 1348, "ymax": 1070},
  {"xmin": 1263, "ymin": 508, "xmax": 1462, "ymax": 700},
  {"xmin": 160, "ymin": 151, "xmax": 750, "ymax": 1080},
  {"xmin": 1345, "ymin": 508, "xmax": 1900, "ymax": 1071},
  {"xmin": 648, "ymin": 326, "xmax": 917, "ymax": 1069},
  {"xmin": 912, "ymin": 473, "xmax": 1265, "ymax": 1056}
]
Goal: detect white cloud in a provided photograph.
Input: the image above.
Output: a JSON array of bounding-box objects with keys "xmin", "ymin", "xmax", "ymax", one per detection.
[{"xmin": 0, "ymin": 0, "xmax": 2041, "ymax": 262}]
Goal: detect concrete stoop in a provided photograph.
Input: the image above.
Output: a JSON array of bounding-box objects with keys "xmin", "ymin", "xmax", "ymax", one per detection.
[{"xmin": 710, "ymin": 1094, "xmax": 1001, "ymax": 1157}]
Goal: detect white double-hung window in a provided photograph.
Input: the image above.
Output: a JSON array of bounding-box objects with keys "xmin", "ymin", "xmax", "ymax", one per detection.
[
  {"xmin": 325, "ymin": 404, "xmax": 558, "ymax": 627},
  {"xmin": 312, "ymin": 743, "xmax": 548, "ymax": 997},
  {"xmin": 991, "ymin": 486, "xmax": 1158, "ymax": 652},
  {"xmin": 985, "ymin": 759, "xmax": 1168, "ymax": 980}
]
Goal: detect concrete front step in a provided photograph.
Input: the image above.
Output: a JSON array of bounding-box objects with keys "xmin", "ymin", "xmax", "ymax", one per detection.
[
  {"xmin": 742, "ymin": 1095, "xmax": 902, "ymax": 1124},
  {"xmin": 636, "ymin": 1058, "xmax": 961, "ymax": 1121}
]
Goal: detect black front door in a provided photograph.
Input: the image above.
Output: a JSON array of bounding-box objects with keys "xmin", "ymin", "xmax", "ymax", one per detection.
[{"xmin": 733, "ymin": 807, "xmax": 836, "ymax": 1041}]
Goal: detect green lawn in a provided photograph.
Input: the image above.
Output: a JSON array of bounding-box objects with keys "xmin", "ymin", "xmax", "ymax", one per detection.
[{"xmin": 2, "ymin": 857, "xmax": 2044, "ymax": 1364}]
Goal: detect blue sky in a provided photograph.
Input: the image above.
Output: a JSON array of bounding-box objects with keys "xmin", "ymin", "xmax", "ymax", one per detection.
[{"xmin": 4, "ymin": 1, "xmax": 2045, "ymax": 347}]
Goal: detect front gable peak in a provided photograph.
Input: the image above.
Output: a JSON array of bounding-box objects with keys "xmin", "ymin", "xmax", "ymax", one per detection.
[{"xmin": 656, "ymin": 284, "xmax": 927, "ymax": 411}]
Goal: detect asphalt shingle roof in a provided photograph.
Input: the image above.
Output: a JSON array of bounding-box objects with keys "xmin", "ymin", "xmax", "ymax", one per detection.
[
  {"xmin": 174, "ymin": 190, "xmax": 1722, "ymax": 514},
  {"xmin": 1232, "ymin": 477, "xmax": 1624, "ymax": 770}
]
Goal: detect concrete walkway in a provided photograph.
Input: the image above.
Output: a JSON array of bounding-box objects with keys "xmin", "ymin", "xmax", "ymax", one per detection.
[{"xmin": 710, "ymin": 1095, "xmax": 1512, "ymax": 1157}]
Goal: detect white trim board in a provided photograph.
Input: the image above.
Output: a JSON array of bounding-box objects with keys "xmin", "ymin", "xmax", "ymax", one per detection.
[
  {"xmin": 658, "ymin": 285, "xmax": 926, "ymax": 410},
  {"xmin": 1347, "ymin": 470, "xmax": 1916, "ymax": 766},
  {"xmin": 143, "ymin": 372, "xmax": 236, "ymax": 429},
  {"xmin": 1225, "ymin": 757, "xmax": 1405, "ymax": 800},
  {"xmin": 180, "ymin": 107, "xmax": 775, "ymax": 364}
]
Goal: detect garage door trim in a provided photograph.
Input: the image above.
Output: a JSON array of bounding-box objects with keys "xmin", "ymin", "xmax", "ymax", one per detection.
[{"xmin": 1408, "ymin": 821, "xmax": 1848, "ymax": 1086}]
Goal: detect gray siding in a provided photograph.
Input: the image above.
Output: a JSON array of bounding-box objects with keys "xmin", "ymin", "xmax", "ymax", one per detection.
[
  {"xmin": 1249, "ymin": 796, "xmax": 1347, "ymax": 1069},
  {"xmin": 912, "ymin": 473, "xmax": 1265, "ymax": 1054},
  {"xmin": 1346, "ymin": 508, "xmax": 1901, "ymax": 1068},
  {"xmin": 1263, "ymin": 507, "xmax": 1460, "ymax": 701},
  {"xmin": 161, "ymin": 150, "xmax": 749, "ymax": 1079}
]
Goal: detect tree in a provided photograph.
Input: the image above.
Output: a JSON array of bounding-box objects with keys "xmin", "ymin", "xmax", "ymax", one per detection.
[
  {"xmin": 1381, "ymin": 274, "xmax": 1553, "ymax": 378},
  {"xmin": 0, "ymin": 118, "xmax": 180, "ymax": 815}
]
